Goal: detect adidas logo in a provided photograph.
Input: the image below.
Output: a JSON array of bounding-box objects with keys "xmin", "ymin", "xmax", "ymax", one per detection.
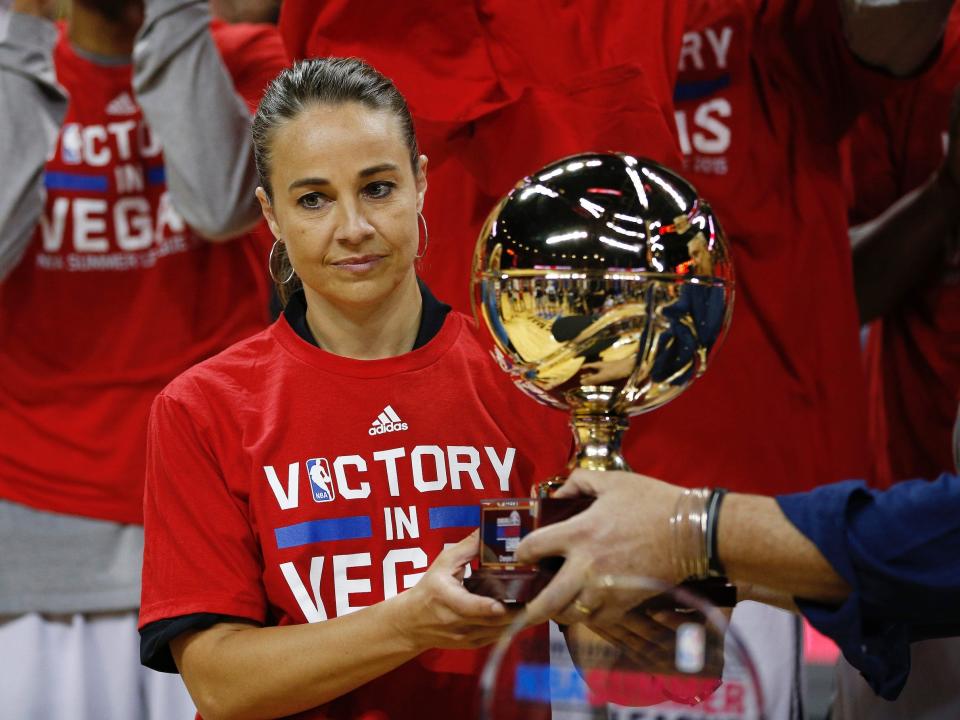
[
  {"xmin": 368, "ymin": 405, "xmax": 408, "ymax": 436},
  {"xmin": 105, "ymin": 92, "xmax": 137, "ymax": 116}
]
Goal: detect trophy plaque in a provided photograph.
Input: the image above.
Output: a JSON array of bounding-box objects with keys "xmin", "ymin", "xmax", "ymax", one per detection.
[{"xmin": 465, "ymin": 152, "xmax": 735, "ymax": 603}]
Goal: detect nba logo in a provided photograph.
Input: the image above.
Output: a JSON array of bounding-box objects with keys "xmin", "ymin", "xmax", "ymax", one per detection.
[
  {"xmin": 306, "ymin": 458, "xmax": 335, "ymax": 503},
  {"xmin": 61, "ymin": 124, "xmax": 82, "ymax": 164}
]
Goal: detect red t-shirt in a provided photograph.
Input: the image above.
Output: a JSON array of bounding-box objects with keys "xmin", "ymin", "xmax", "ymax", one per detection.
[
  {"xmin": 0, "ymin": 23, "xmax": 288, "ymax": 523},
  {"xmin": 846, "ymin": 8, "xmax": 960, "ymax": 487},
  {"xmin": 624, "ymin": 0, "xmax": 909, "ymax": 494},
  {"xmin": 279, "ymin": 0, "xmax": 687, "ymax": 312},
  {"xmin": 139, "ymin": 311, "xmax": 570, "ymax": 720}
]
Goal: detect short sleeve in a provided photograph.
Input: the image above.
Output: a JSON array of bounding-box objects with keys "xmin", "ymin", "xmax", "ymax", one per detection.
[{"xmin": 139, "ymin": 385, "xmax": 267, "ymax": 629}]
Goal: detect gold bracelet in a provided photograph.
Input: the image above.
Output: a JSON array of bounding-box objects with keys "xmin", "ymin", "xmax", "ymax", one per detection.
[{"xmin": 669, "ymin": 487, "xmax": 711, "ymax": 582}]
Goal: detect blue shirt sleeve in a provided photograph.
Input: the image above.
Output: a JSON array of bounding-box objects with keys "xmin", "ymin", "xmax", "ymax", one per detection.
[{"xmin": 776, "ymin": 473, "xmax": 960, "ymax": 699}]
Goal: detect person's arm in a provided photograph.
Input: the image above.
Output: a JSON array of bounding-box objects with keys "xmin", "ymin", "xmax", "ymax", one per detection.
[
  {"xmin": 839, "ymin": 0, "xmax": 954, "ymax": 77},
  {"xmin": 777, "ymin": 474, "xmax": 960, "ymax": 622},
  {"xmin": 717, "ymin": 493, "xmax": 850, "ymax": 604},
  {"xmin": 514, "ymin": 471, "xmax": 851, "ymax": 625},
  {"xmin": 132, "ymin": 0, "xmax": 260, "ymax": 240},
  {"xmin": 0, "ymin": 0, "xmax": 66, "ymax": 281},
  {"xmin": 172, "ymin": 533, "xmax": 510, "ymax": 720},
  {"xmin": 517, "ymin": 469, "xmax": 960, "ymax": 698},
  {"xmin": 851, "ymin": 89, "xmax": 960, "ymax": 324},
  {"xmin": 776, "ymin": 474, "xmax": 960, "ymax": 698},
  {"xmin": 851, "ymin": 175, "xmax": 960, "ymax": 323}
]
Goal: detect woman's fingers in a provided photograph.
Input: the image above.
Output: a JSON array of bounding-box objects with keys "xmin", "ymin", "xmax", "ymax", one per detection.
[
  {"xmin": 444, "ymin": 581, "xmax": 512, "ymax": 621},
  {"xmin": 434, "ymin": 530, "xmax": 481, "ymax": 570},
  {"xmin": 449, "ymin": 623, "xmax": 516, "ymax": 648}
]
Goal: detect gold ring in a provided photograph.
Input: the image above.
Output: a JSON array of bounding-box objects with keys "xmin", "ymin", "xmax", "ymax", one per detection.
[{"xmin": 573, "ymin": 599, "xmax": 596, "ymax": 617}]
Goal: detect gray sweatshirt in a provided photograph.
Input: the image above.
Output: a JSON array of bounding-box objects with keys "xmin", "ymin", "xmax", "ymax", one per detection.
[{"xmin": 0, "ymin": 0, "xmax": 263, "ymax": 614}]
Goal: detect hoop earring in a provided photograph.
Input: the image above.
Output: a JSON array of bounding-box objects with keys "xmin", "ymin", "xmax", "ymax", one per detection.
[
  {"xmin": 415, "ymin": 211, "xmax": 429, "ymax": 259},
  {"xmin": 268, "ymin": 239, "xmax": 295, "ymax": 284}
]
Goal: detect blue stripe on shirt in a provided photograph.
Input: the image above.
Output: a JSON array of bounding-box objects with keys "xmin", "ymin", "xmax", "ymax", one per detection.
[
  {"xmin": 428, "ymin": 505, "xmax": 480, "ymax": 529},
  {"xmin": 146, "ymin": 166, "xmax": 166, "ymax": 185},
  {"xmin": 674, "ymin": 74, "xmax": 731, "ymax": 102},
  {"xmin": 274, "ymin": 515, "xmax": 372, "ymax": 549},
  {"xmin": 44, "ymin": 171, "xmax": 109, "ymax": 192}
]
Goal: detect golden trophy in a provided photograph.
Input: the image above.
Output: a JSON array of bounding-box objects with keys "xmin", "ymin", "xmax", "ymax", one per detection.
[{"xmin": 466, "ymin": 152, "xmax": 734, "ymax": 603}]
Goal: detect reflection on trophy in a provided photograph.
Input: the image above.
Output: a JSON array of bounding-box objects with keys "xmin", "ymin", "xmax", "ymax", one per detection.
[{"xmin": 466, "ymin": 152, "xmax": 734, "ymax": 602}]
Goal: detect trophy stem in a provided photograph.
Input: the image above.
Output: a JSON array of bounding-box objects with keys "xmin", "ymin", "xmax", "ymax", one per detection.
[{"xmin": 567, "ymin": 413, "xmax": 632, "ymax": 473}]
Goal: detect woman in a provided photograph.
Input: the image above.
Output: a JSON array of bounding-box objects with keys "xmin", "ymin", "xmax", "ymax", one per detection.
[{"xmin": 138, "ymin": 58, "xmax": 568, "ymax": 719}]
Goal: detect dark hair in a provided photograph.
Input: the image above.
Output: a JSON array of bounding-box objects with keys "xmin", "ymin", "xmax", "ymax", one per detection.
[
  {"xmin": 253, "ymin": 57, "xmax": 419, "ymax": 200},
  {"xmin": 253, "ymin": 57, "xmax": 419, "ymax": 304}
]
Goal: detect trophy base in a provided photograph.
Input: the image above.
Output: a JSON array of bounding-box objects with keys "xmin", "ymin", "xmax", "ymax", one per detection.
[
  {"xmin": 466, "ymin": 570, "xmax": 737, "ymax": 608},
  {"xmin": 463, "ymin": 567, "xmax": 550, "ymax": 605},
  {"xmin": 659, "ymin": 577, "xmax": 738, "ymax": 608}
]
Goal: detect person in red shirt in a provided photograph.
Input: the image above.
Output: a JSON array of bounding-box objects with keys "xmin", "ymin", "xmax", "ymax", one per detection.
[
  {"xmin": 627, "ymin": 1, "xmax": 953, "ymax": 716},
  {"xmin": 138, "ymin": 57, "xmax": 570, "ymax": 720},
  {"xmin": 847, "ymin": 10, "xmax": 960, "ymax": 491},
  {"xmin": 635, "ymin": 0, "xmax": 950, "ymax": 514},
  {"xmin": 0, "ymin": 0, "xmax": 287, "ymax": 717}
]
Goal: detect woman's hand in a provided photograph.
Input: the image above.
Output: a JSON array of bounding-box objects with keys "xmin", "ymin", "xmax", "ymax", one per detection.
[
  {"xmin": 393, "ymin": 530, "xmax": 518, "ymax": 652},
  {"xmin": 172, "ymin": 531, "xmax": 517, "ymax": 719}
]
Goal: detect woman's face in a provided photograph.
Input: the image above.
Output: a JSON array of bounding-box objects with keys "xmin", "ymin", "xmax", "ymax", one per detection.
[{"xmin": 258, "ymin": 102, "xmax": 426, "ymax": 311}]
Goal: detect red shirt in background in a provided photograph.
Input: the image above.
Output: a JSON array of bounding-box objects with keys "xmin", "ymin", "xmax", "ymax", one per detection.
[
  {"xmin": 0, "ymin": 22, "xmax": 289, "ymax": 523},
  {"xmin": 845, "ymin": 8, "xmax": 960, "ymax": 487},
  {"xmin": 625, "ymin": 0, "xmax": 910, "ymax": 494},
  {"xmin": 281, "ymin": 0, "xmax": 908, "ymax": 497},
  {"xmin": 279, "ymin": 0, "xmax": 687, "ymax": 313}
]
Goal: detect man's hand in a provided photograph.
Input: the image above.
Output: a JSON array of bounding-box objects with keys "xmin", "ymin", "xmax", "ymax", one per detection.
[{"xmin": 515, "ymin": 469, "xmax": 683, "ymax": 626}]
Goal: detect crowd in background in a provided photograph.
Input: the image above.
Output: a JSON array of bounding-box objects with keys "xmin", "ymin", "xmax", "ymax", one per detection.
[{"xmin": 0, "ymin": 1, "xmax": 957, "ymax": 718}]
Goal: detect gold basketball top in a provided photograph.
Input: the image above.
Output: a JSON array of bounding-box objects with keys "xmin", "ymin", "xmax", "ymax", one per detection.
[{"xmin": 471, "ymin": 152, "xmax": 734, "ymax": 422}]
